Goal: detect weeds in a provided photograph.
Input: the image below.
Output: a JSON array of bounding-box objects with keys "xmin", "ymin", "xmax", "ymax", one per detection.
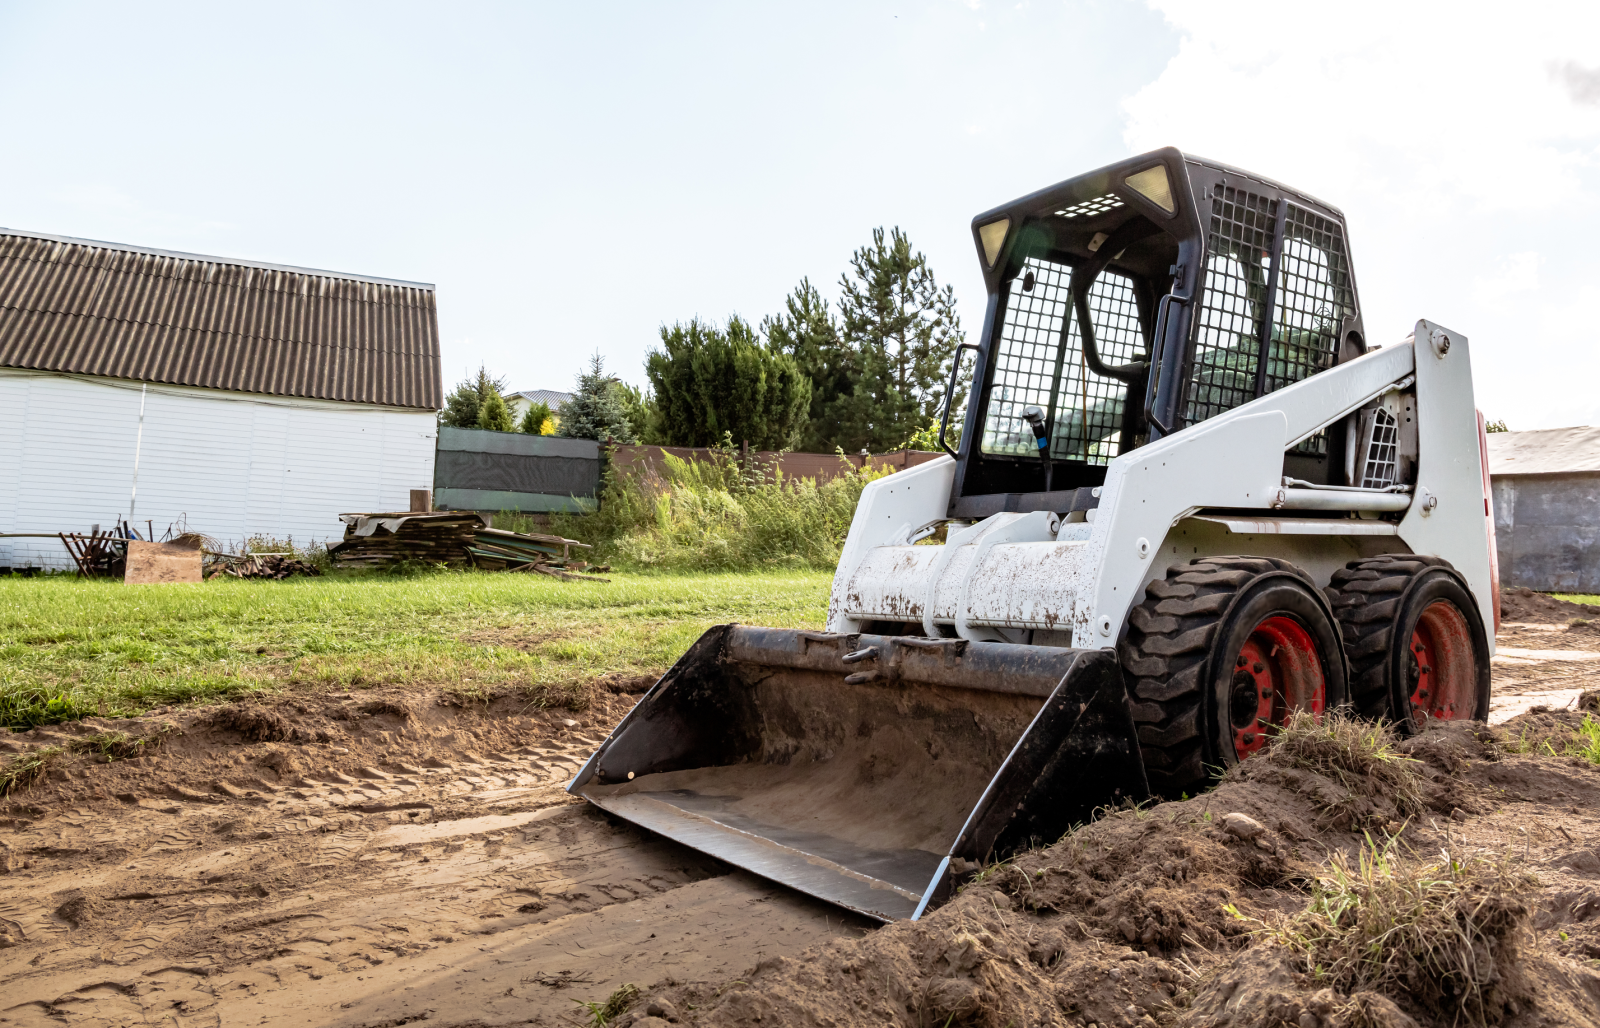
[
  {"xmin": 1503, "ymin": 713, "xmax": 1600, "ymax": 764},
  {"xmin": 0, "ymin": 745, "xmax": 63, "ymax": 795},
  {"xmin": 578, "ymin": 983, "xmax": 639, "ymax": 1026},
  {"xmin": 538, "ymin": 443, "xmax": 892, "ymax": 572},
  {"xmin": 1572, "ymin": 715, "xmax": 1600, "ymax": 764},
  {"xmin": 1258, "ymin": 834, "xmax": 1535, "ymax": 1022}
]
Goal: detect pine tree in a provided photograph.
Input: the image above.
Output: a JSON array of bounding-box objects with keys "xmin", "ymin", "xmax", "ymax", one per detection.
[
  {"xmin": 557, "ymin": 354, "xmax": 638, "ymax": 443},
  {"xmin": 611, "ymin": 381, "xmax": 657, "ymax": 444},
  {"xmin": 440, "ymin": 366, "xmax": 510, "ymax": 429},
  {"xmin": 763, "ymin": 278, "xmax": 855, "ymax": 452},
  {"xmin": 477, "ymin": 390, "xmax": 514, "ymax": 432},
  {"xmin": 646, "ymin": 316, "xmax": 812, "ymax": 450},
  {"xmin": 831, "ymin": 228, "xmax": 965, "ymax": 451}
]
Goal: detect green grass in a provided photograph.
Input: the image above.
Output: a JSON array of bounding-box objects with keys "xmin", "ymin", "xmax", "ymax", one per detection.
[
  {"xmin": 1551, "ymin": 594, "xmax": 1600, "ymax": 606},
  {"xmin": 0, "ymin": 570, "xmax": 832, "ymax": 729}
]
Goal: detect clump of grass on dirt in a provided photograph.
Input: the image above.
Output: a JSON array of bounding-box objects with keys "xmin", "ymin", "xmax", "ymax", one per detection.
[
  {"xmin": 71, "ymin": 728, "xmax": 171, "ymax": 762},
  {"xmin": 1258, "ymin": 834, "xmax": 1536, "ymax": 1023},
  {"xmin": 579, "ymin": 983, "xmax": 639, "ymax": 1026},
  {"xmin": 0, "ymin": 745, "xmax": 63, "ymax": 795},
  {"xmin": 1232, "ymin": 711, "xmax": 1427, "ymax": 829},
  {"xmin": 1505, "ymin": 711, "xmax": 1600, "ymax": 764},
  {"xmin": 0, "ymin": 570, "xmax": 831, "ymax": 729},
  {"xmin": 1, "ymin": 727, "xmax": 172, "ymax": 795}
]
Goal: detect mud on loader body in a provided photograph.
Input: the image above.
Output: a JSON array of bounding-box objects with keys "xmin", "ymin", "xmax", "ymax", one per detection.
[{"xmin": 570, "ymin": 149, "xmax": 1499, "ymax": 922}]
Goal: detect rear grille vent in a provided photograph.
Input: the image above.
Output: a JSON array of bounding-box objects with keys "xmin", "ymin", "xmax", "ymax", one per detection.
[{"xmin": 1359, "ymin": 408, "xmax": 1399, "ymax": 488}]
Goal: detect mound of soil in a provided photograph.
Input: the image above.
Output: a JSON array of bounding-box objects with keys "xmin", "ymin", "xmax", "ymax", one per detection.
[
  {"xmin": 0, "ymin": 685, "xmax": 638, "ymax": 813},
  {"xmin": 623, "ymin": 718, "xmax": 1600, "ymax": 1028},
  {"xmin": 1501, "ymin": 587, "xmax": 1600, "ymax": 625}
]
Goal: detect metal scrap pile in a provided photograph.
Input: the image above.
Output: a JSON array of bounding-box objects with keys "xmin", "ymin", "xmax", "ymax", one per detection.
[
  {"xmin": 328, "ymin": 512, "xmax": 603, "ymax": 578},
  {"xmin": 205, "ymin": 553, "xmax": 323, "ymax": 580}
]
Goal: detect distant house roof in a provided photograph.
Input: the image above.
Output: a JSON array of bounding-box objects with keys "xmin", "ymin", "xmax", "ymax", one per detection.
[
  {"xmin": 0, "ymin": 229, "xmax": 441, "ymax": 409},
  {"xmin": 511, "ymin": 389, "xmax": 573, "ymax": 408},
  {"xmin": 1485, "ymin": 426, "xmax": 1600, "ymax": 476}
]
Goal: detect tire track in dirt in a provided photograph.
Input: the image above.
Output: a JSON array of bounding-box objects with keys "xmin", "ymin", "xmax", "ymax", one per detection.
[{"xmin": 0, "ymin": 704, "xmax": 873, "ymax": 1028}]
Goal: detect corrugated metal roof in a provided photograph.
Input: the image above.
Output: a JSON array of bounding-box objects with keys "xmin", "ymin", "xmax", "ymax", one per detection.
[
  {"xmin": 511, "ymin": 389, "xmax": 573, "ymax": 408},
  {"xmin": 0, "ymin": 230, "xmax": 441, "ymax": 409},
  {"xmin": 1485, "ymin": 426, "xmax": 1600, "ymax": 475}
]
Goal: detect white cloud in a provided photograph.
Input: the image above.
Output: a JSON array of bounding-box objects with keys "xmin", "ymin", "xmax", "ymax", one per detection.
[
  {"xmin": 1122, "ymin": 0, "xmax": 1600, "ymax": 430},
  {"xmin": 1123, "ymin": 1, "xmax": 1600, "ymax": 216},
  {"xmin": 1554, "ymin": 61, "xmax": 1600, "ymax": 106}
]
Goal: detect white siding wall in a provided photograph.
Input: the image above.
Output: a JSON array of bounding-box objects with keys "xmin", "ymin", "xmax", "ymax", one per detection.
[{"xmin": 0, "ymin": 369, "xmax": 436, "ymax": 569}]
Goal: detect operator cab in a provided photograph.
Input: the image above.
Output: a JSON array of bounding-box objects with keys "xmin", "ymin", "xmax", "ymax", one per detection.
[{"xmin": 947, "ymin": 148, "xmax": 1370, "ymax": 519}]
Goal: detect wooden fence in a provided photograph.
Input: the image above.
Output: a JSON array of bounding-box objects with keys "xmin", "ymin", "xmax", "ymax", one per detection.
[{"xmin": 609, "ymin": 445, "xmax": 944, "ymax": 483}]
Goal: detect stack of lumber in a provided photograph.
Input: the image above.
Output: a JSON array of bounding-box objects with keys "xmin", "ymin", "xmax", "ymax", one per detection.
[
  {"xmin": 328, "ymin": 512, "xmax": 487, "ymax": 567},
  {"xmin": 328, "ymin": 513, "xmax": 604, "ymax": 578},
  {"xmin": 468, "ymin": 528, "xmax": 603, "ymax": 579}
]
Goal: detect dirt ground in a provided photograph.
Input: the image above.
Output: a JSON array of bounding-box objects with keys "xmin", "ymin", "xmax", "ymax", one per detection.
[{"xmin": 4, "ymin": 587, "xmax": 1600, "ymax": 1027}]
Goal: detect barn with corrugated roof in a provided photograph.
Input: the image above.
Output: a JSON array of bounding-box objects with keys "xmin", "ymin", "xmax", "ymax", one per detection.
[
  {"xmin": 1486, "ymin": 426, "xmax": 1600, "ymax": 592},
  {"xmin": 0, "ymin": 229, "xmax": 441, "ymax": 569}
]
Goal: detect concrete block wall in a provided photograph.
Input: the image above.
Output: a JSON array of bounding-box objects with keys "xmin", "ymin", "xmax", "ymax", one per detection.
[{"xmin": 1492, "ymin": 472, "xmax": 1600, "ymax": 593}]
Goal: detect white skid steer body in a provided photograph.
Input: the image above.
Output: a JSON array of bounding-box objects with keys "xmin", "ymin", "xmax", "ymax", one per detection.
[{"xmin": 570, "ymin": 148, "xmax": 1499, "ymax": 923}]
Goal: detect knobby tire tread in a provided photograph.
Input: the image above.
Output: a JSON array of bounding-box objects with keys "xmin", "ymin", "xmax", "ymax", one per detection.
[
  {"xmin": 1324, "ymin": 553, "xmax": 1453, "ymax": 721},
  {"xmin": 1120, "ymin": 555, "xmax": 1315, "ymax": 797}
]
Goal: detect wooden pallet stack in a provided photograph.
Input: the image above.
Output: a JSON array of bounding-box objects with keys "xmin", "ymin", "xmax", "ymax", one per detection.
[
  {"xmin": 328, "ymin": 512, "xmax": 602, "ymax": 578},
  {"xmin": 328, "ymin": 512, "xmax": 488, "ymax": 567}
]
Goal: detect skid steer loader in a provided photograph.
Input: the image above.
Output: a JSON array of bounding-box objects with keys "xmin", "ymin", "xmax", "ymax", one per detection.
[{"xmin": 569, "ymin": 148, "xmax": 1499, "ymax": 921}]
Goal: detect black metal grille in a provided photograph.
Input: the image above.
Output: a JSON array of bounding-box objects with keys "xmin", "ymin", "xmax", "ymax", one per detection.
[
  {"xmin": 1271, "ymin": 205, "xmax": 1355, "ymax": 455},
  {"xmin": 981, "ymin": 257, "xmax": 1072, "ymax": 456},
  {"xmin": 1052, "ymin": 272, "xmax": 1143, "ymax": 463},
  {"xmin": 1359, "ymin": 408, "xmax": 1399, "ymax": 488},
  {"xmin": 1183, "ymin": 186, "xmax": 1277, "ymax": 426},
  {"xmin": 1270, "ymin": 205, "xmax": 1354, "ymax": 391},
  {"xmin": 1054, "ymin": 194, "xmax": 1124, "ymax": 219}
]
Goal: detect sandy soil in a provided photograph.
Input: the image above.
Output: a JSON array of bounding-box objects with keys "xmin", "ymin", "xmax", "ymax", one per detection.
[
  {"xmin": 1492, "ymin": 587, "xmax": 1600, "ymax": 722},
  {"xmin": 4, "ymin": 586, "xmax": 1600, "ymax": 1028},
  {"xmin": 0, "ymin": 686, "xmax": 874, "ymax": 1027}
]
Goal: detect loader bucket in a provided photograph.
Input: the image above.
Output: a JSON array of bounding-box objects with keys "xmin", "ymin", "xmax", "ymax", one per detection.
[{"xmin": 568, "ymin": 625, "xmax": 1148, "ymax": 921}]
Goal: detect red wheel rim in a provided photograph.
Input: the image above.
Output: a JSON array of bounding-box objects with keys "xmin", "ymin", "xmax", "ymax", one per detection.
[
  {"xmin": 1408, "ymin": 600, "xmax": 1476, "ymax": 721},
  {"xmin": 1228, "ymin": 616, "xmax": 1326, "ymax": 760}
]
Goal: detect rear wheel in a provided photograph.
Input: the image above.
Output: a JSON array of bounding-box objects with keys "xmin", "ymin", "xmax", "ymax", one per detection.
[
  {"xmin": 1326, "ymin": 555, "xmax": 1490, "ymax": 731},
  {"xmin": 1121, "ymin": 556, "xmax": 1348, "ymax": 798}
]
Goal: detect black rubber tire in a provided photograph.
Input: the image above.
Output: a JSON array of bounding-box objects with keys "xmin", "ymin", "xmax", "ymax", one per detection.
[
  {"xmin": 1325, "ymin": 554, "xmax": 1491, "ymax": 732},
  {"xmin": 1121, "ymin": 556, "xmax": 1350, "ymax": 798}
]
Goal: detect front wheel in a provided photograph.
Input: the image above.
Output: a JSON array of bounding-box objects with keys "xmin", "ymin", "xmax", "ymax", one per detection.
[{"xmin": 1122, "ymin": 556, "xmax": 1349, "ymax": 798}]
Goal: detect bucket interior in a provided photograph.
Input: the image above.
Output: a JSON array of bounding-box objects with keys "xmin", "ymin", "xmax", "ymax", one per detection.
[{"xmin": 578, "ymin": 660, "xmax": 1048, "ymax": 918}]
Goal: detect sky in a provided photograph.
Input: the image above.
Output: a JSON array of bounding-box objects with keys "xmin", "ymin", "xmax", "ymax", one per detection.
[{"xmin": 0, "ymin": 1, "xmax": 1597, "ymax": 431}]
